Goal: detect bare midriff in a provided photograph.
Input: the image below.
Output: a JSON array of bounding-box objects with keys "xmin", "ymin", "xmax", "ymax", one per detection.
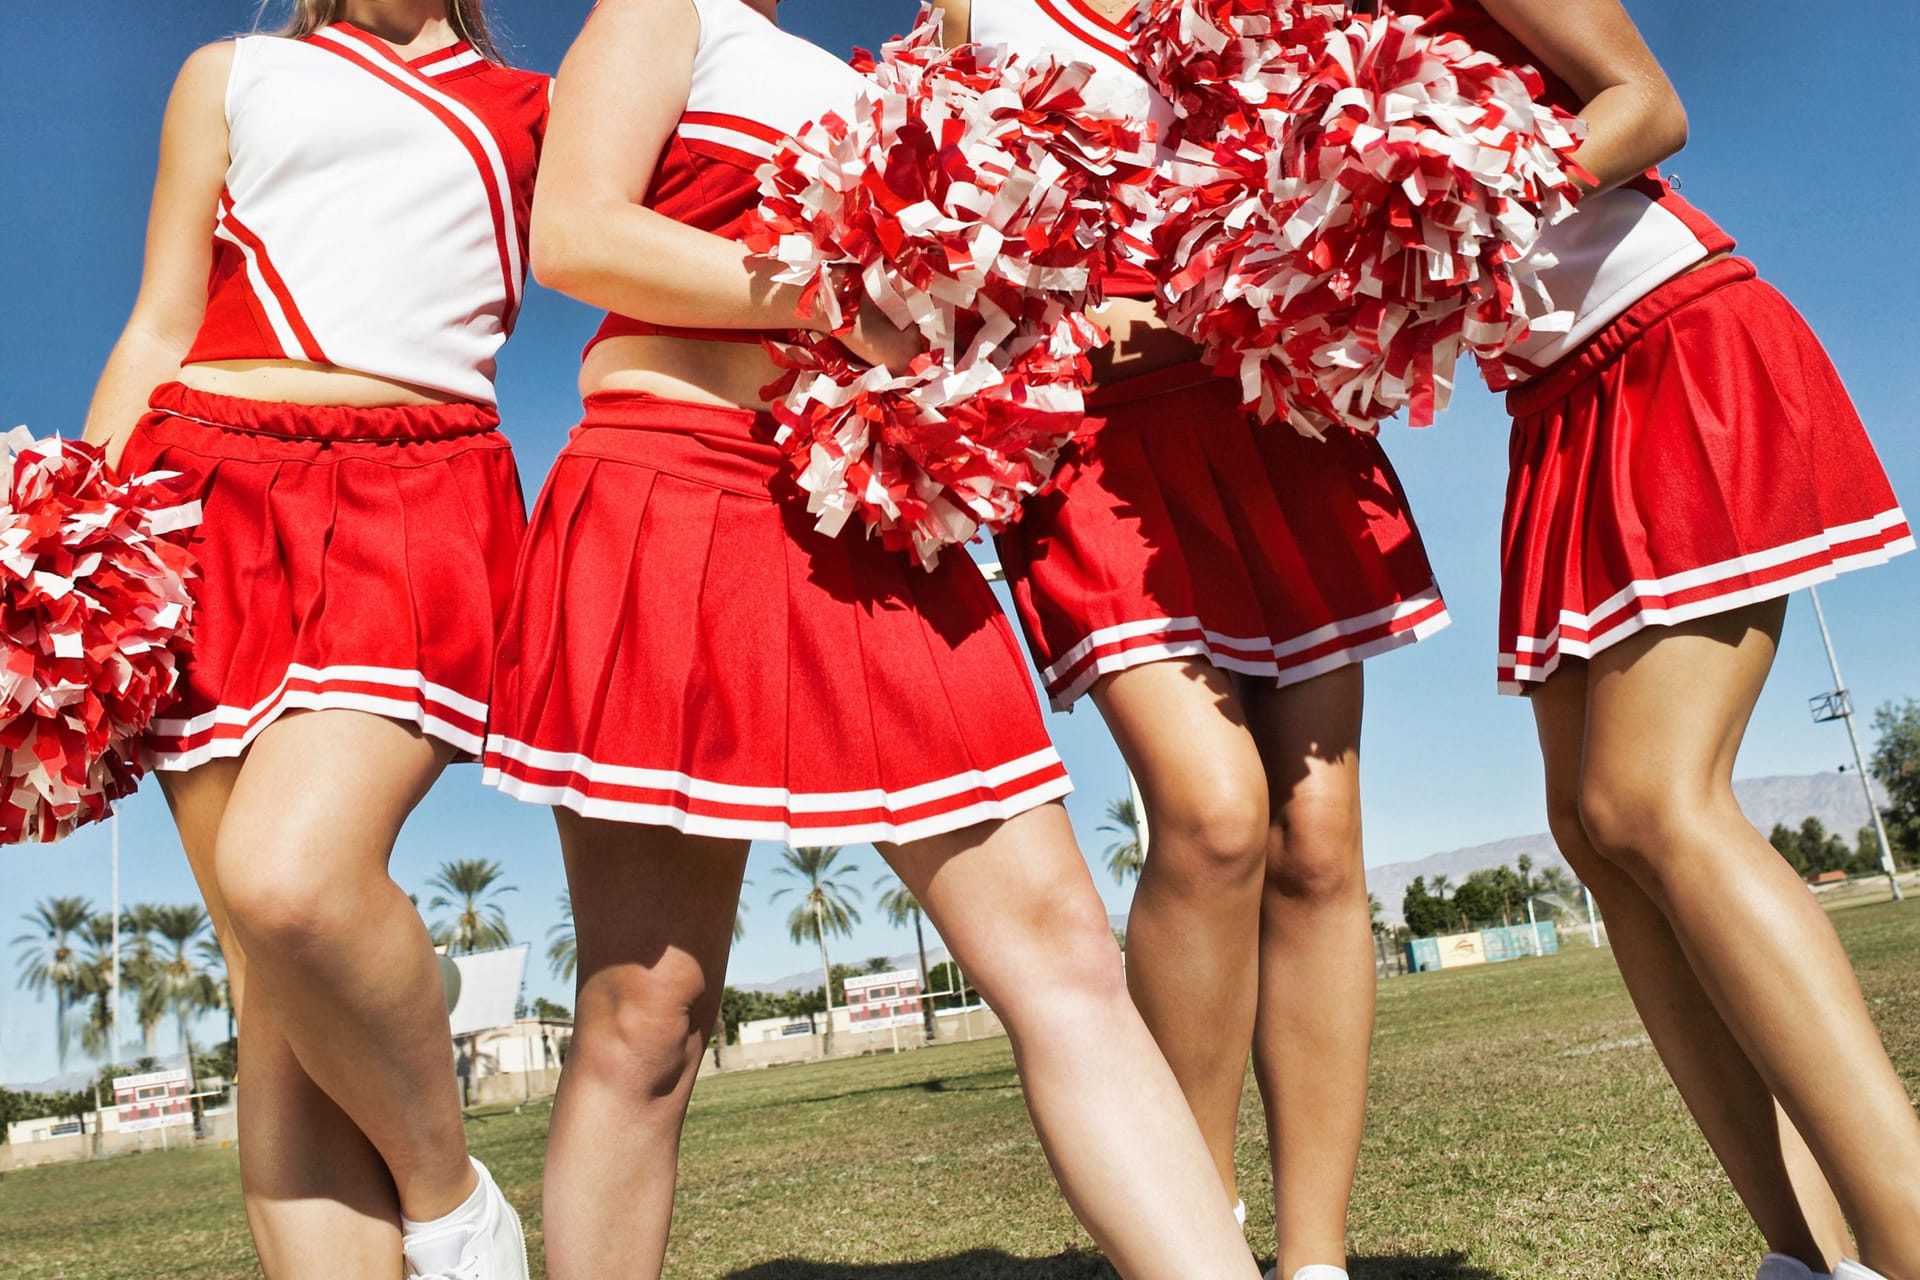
[
  {"xmin": 582, "ymin": 334, "xmax": 785, "ymax": 412},
  {"xmin": 1088, "ymin": 296, "xmax": 1202, "ymax": 387},
  {"xmin": 177, "ymin": 360, "xmax": 467, "ymax": 408}
]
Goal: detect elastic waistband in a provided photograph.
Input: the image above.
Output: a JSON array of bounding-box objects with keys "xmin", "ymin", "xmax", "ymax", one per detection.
[
  {"xmin": 571, "ymin": 392, "xmax": 785, "ymax": 498},
  {"xmin": 1088, "ymin": 360, "xmax": 1229, "ymax": 411},
  {"xmin": 1507, "ymin": 257, "xmax": 1758, "ymax": 416},
  {"xmin": 147, "ymin": 383, "xmax": 500, "ymax": 442}
]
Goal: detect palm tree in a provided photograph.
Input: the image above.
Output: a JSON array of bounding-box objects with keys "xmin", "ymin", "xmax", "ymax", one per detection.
[
  {"xmin": 120, "ymin": 904, "xmax": 166, "ymax": 1058},
  {"xmin": 1367, "ymin": 892, "xmax": 1386, "ymax": 937},
  {"xmin": 547, "ymin": 891, "xmax": 577, "ymax": 983},
  {"xmin": 1099, "ymin": 795, "xmax": 1145, "ymax": 885},
  {"xmin": 428, "ymin": 859, "xmax": 517, "ymax": 955},
  {"xmin": 876, "ymin": 875, "xmax": 937, "ymax": 1040},
  {"xmin": 771, "ymin": 846, "xmax": 863, "ymax": 1050},
  {"xmin": 74, "ymin": 912, "xmax": 124, "ymax": 1063},
  {"xmin": 151, "ymin": 905, "xmax": 221, "ymax": 1088},
  {"xmin": 13, "ymin": 896, "xmax": 94, "ymax": 1073}
]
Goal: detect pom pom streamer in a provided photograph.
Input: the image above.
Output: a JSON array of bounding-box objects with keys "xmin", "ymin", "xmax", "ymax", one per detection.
[
  {"xmin": 1139, "ymin": 3, "xmax": 1590, "ymax": 434},
  {"xmin": 1, "ymin": 430, "xmax": 200, "ymax": 844},
  {"xmin": 743, "ymin": 6, "xmax": 1156, "ymax": 569}
]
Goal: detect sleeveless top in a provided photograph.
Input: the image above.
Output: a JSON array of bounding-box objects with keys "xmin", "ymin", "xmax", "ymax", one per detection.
[
  {"xmin": 1393, "ymin": 0, "xmax": 1735, "ymax": 383},
  {"xmin": 969, "ymin": 0, "xmax": 1173, "ymax": 300},
  {"xmin": 586, "ymin": 0, "xmax": 872, "ymax": 353},
  {"xmin": 183, "ymin": 25, "xmax": 549, "ymax": 405}
]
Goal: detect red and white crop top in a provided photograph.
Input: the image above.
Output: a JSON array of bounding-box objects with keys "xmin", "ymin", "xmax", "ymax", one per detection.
[
  {"xmin": 969, "ymin": 0, "xmax": 1174, "ymax": 300},
  {"xmin": 1396, "ymin": 0, "xmax": 1735, "ymax": 382},
  {"xmin": 587, "ymin": 0, "xmax": 875, "ymax": 353},
  {"xmin": 184, "ymin": 25, "xmax": 548, "ymax": 404}
]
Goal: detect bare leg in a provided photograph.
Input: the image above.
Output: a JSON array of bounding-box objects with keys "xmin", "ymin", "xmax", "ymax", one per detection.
[
  {"xmin": 1092, "ymin": 660, "xmax": 1269, "ymax": 1205},
  {"xmin": 212, "ymin": 711, "xmax": 476, "ymax": 1225},
  {"xmin": 888, "ymin": 802, "xmax": 1262, "ymax": 1280},
  {"xmin": 1531, "ymin": 661, "xmax": 1841, "ymax": 1270},
  {"xmin": 538, "ymin": 814, "xmax": 749, "ymax": 1280},
  {"xmin": 1575, "ymin": 601, "xmax": 1920, "ymax": 1275},
  {"xmin": 159, "ymin": 762, "xmax": 405, "ymax": 1279},
  {"xmin": 1241, "ymin": 667, "xmax": 1370, "ymax": 1277}
]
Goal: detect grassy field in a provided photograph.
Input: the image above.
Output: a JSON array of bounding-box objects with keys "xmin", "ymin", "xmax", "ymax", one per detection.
[{"xmin": 4, "ymin": 902, "xmax": 1918, "ymax": 1280}]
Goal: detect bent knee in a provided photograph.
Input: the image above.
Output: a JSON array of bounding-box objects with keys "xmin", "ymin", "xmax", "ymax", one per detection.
[
  {"xmin": 1145, "ymin": 782, "xmax": 1269, "ymax": 885},
  {"xmin": 216, "ymin": 844, "xmax": 369, "ymax": 956},
  {"xmin": 571, "ymin": 969, "xmax": 717, "ymax": 1100},
  {"xmin": 1265, "ymin": 794, "xmax": 1362, "ymax": 904}
]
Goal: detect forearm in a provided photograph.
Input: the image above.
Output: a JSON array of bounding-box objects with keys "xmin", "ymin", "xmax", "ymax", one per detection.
[
  {"xmin": 82, "ymin": 328, "xmax": 190, "ymax": 467},
  {"xmin": 532, "ymin": 201, "xmax": 819, "ymax": 333},
  {"xmin": 1566, "ymin": 81, "xmax": 1688, "ymax": 195}
]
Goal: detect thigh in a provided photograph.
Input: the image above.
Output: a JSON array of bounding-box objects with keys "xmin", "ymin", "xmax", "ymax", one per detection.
[
  {"xmin": 1240, "ymin": 665, "xmax": 1364, "ymax": 837},
  {"xmin": 158, "ymin": 760, "xmax": 249, "ymax": 994},
  {"xmin": 883, "ymin": 802, "xmax": 1118, "ymax": 1002},
  {"xmin": 1584, "ymin": 599, "xmax": 1788, "ymax": 793},
  {"xmin": 213, "ymin": 710, "xmax": 455, "ymax": 891},
  {"xmin": 1091, "ymin": 659, "xmax": 1269, "ymax": 827},
  {"xmin": 557, "ymin": 811, "xmax": 748, "ymax": 1000}
]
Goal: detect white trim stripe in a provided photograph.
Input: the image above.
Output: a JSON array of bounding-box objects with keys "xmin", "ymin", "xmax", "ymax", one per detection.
[
  {"xmin": 147, "ymin": 665, "xmax": 488, "ymax": 770},
  {"xmin": 308, "ymin": 27, "xmax": 524, "ymax": 309},
  {"xmin": 1041, "ymin": 587, "xmax": 1452, "ymax": 708},
  {"xmin": 1497, "ymin": 510, "xmax": 1915, "ymax": 694},
  {"xmin": 679, "ymin": 118, "xmax": 779, "ymax": 164},
  {"xmin": 481, "ymin": 740, "xmax": 1074, "ymax": 846},
  {"xmin": 420, "ymin": 47, "xmax": 486, "ymax": 77},
  {"xmin": 213, "ymin": 208, "xmax": 300, "ymax": 359}
]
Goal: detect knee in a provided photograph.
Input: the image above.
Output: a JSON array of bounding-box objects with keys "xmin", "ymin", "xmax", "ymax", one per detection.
[
  {"xmin": 976, "ymin": 896, "xmax": 1128, "ymax": 1021},
  {"xmin": 1145, "ymin": 778, "xmax": 1269, "ymax": 889},
  {"xmin": 1573, "ymin": 769, "xmax": 1711, "ymax": 880},
  {"xmin": 216, "ymin": 833, "xmax": 369, "ymax": 958},
  {"xmin": 1266, "ymin": 797, "xmax": 1363, "ymax": 905},
  {"xmin": 570, "ymin": 964, "xmax": 716, "ymax": 1102}
]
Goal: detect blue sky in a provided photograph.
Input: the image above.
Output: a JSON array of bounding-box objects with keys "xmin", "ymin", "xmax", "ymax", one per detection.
[{"xmin": 2, "ymin": 1, "xmax": 1916, "ymax": 1085}]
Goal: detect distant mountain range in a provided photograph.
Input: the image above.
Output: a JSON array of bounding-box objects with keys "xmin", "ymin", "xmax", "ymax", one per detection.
[{"xmin": 1364, "ymin": 773, "xmax": 1887, "ymax": 926}]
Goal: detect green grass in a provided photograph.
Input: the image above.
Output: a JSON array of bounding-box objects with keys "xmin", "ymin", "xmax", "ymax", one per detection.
[{"xmin": 5, "ymin": 903, "xmax": 1918, "ymax": 1279}]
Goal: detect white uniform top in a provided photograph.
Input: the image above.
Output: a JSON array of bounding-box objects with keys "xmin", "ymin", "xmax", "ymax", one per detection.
[
  {"xmin": 187, "ymin": 27, "xmax": 548, "ymax": 404},
  {"xmin": 968, "ymin": 0, "xmax": 1175, "ymax": 157}
]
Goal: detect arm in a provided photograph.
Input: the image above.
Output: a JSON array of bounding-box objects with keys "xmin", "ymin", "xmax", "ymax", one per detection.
[
  {"xmin": 1477, "ymin": 0, "xmax": 1688, "ymax": 194},
  {"xmin": 82, "ymin": 42, "xmax": 233, "ymax": 466},
  {"xmin": 532, "ymin": 0, "xmax": 911, "ymax": 369},
  {"xmin": 928, "ymin": 0, "xmax": 973, "ymax": 49}
]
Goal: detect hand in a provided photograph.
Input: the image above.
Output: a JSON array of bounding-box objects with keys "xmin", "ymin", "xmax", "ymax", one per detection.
[{"xmin": 839, "ymin": 295, "xmax": 926, "ymax": 376}]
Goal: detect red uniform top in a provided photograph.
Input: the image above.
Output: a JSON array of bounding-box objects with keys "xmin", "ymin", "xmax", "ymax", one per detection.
[
  {"xmin": 587, "ymin": 0, "xmax": 873, "ymax": 353},
  {"xmin": 185, "ymin": 25, "xmax": 547, "ymax": 404}
]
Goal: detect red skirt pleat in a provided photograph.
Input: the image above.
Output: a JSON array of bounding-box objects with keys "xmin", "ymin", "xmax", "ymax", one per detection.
[
  {"xmin": 483, "ymin": 392, "xmax": 1071, "ymax": 845},
  {"xmin": 995, "ymin": 363, "xmax": 1450, "ymax": 709},
  {"xmin": 1498, "ymin": 257, "xmax": 1914, "ymax": 692},
  {"xmin": 123, "ymin": 383, "xmax": 526, "ymax": 767}
]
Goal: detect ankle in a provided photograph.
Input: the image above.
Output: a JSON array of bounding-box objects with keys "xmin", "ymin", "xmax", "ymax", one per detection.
[{"xmin": 398, "ymin": 1156, "xmax": 481, "ymax": 1224}]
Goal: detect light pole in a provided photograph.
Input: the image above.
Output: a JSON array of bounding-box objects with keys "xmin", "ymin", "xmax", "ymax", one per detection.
[
  {"xmin": 1805, "ymin": 585, "xmax": 1903, "ymax": 902},
  {"xmin": 109, "ymin": 814, "xmax": 121, "ymax": 1059}
]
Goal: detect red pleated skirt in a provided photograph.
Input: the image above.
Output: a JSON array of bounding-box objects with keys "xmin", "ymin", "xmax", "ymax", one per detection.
[
  {"xmin": 1498, "ymin": 257, "xmax": 1914, "ymax": 693},
  {"xmin": 482, "ymin": 392, "xmax": 1072, "ymax": 846},
  {"xmin": 123, "ymin": 383, "xmax": 526, "ymax": 768},
  {"xmin": 995, "ymin": 362, "xmax": 1450, "ymax": 710}
]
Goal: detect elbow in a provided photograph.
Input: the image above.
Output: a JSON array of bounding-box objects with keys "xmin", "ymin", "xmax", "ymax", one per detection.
[
  {"xmin": 528, "ymin": 215, "xmax": 585, "ymax": 296},
  {"xmin": 1647, "ymin": 86, "xmax": 1689, "ymax": 166}
]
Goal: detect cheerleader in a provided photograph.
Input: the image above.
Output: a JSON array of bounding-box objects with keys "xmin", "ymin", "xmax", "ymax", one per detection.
[
  {"xmin": 79, "ymin": 2, "xmax": 544, "ymax": 1276},
  {"xmin": 1393, "ymin": 1, "xmax": 1920, "ymax": 1277},
  {"xmin": 485, "ymin": 1, "xmax": 1265, "ymax": 1276},
  {"xmin": 934, "ymin": 2, "xmax": 1448, "ymax": 1277}
]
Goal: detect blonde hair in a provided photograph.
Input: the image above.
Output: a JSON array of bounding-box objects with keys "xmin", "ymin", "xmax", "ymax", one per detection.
[{"xmin": 265, "ymin": 1, "xmax": 500, "ymax": 62}]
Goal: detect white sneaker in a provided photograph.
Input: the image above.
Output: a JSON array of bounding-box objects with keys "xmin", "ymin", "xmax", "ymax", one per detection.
[
  {"xmin": 1833, "ymin": 1263, "xmax": 1888, "ymax": 1280},
  {"xmin": 1758, "ymin": 1255, "xmax": 1831, "ymax": 1280},
  {"xmin": 403, "ymin": 1160, "xmax": 528, "ymax": 1280},
  {"xmin": 1233, "ymin": 1199, "xmax": 1247, "ymax": 1227},
  {"xmin": 1289, "ymin": 1268, "xmax": 1349, "ymax": 1280}
]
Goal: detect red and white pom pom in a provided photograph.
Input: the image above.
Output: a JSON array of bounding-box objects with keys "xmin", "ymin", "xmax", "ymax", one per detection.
[
  {"xmin": 741, "ymin": 5, "xmax": 1156, "ymax": 569},
  {"xmin": 0, "ymin": 430, "xmax": 200, "ymax": 844},
  {"xmin": 1148, "ymin": 10, "xmax": 1590, "ymax": 434},
  {"xmin": 1135, "ymin": 0, "xmax": 1348, "ymax": 141}
]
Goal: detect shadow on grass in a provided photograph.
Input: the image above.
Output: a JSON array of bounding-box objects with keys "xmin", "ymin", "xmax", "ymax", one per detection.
[{"xmin": 726, "ymin": 1249, "xmax": 1504, "ymax": 1280}]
